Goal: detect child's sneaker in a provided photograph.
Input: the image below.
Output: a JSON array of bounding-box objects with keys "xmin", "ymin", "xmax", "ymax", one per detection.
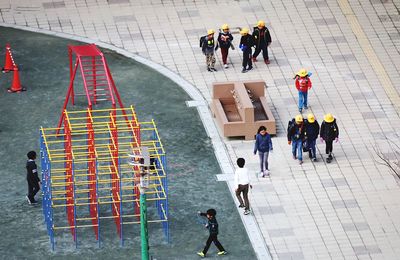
[
  {"xmin": 207, "ymin": 68, "xmax": 212, "ymax": 72},
  {"xmin": 197, "ymin": 252, "xmax": 205, "ymax": 258},
  {"xmin": 247, "ymin": 66, "xmax": 253, "ymax": 71},
  {"xmin": 217, "ymin": 251, "xmax": 227, "ymax": 255},
  {"xmin": 25, "ymin": 195, "xmax": 32, "ymax": 205},
  {"xmin": 224, "ymin": 64, "xmax": 228, "ymax": 69},
  {"xmin": 264, "ymin": 170, "xmax": 270, "ymax": 177},
  {"xmin": 211, "ymin": 68, "xmax": 217, "ymax": 72},
  {"xmin": 238, "ymin": 204, "xmax": 245, "ymax": 208},
  {"xmin": 31, "ymin": 200, "xmax": 38, "ymax": 204},
  {"xmin": 244, "ymin": 209, "xmax": 251, "ymax": 215},
  {"xmin": 241, "ymin": 68, "xmax": 247, "ymax": 73},
  {"xmin": 259, "ymin": 171, "xmax": 264, "ymax": 177},
  {"xmin": 299, "ymin": 160, "xmax": 303, "ymax": 165}
]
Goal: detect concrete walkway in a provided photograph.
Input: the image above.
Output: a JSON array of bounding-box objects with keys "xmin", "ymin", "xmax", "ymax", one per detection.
[{"xmin": 2, "ymin": 0, "xmax": 400, "ymax": 259}]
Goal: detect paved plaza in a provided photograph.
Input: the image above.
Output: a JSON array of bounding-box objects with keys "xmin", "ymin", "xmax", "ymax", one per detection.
[{"xmin": 1, "ymin": 0, "xmax": 400, "ymax": 259}]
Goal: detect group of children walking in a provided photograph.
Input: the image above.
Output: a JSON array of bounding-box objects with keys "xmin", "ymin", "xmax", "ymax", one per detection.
[{"xmin": 200, "ymin": 20, "xmax": 272, "ymax": 73}]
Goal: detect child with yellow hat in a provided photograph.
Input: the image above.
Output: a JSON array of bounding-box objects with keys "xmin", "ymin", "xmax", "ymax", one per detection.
[
  {"xmin": 294, "ymin": 68, "xmax": 312, "ymax": 112},
  {"xmin": 320, "ymin": 113, "xmax": 339, "ymax": 163},
  {"xmin": 217, "ymin": 24, "xmax": 234, "ymax": 69}
]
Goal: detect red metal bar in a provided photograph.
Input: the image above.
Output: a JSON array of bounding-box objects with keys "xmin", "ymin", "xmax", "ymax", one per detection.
[
  {"xmin": 92, "ymin": 56, "xmax": 97, "ymax": 104},
  {"xmin": 68, "ymin": 47, "xmax": 75, "ymax": 105},
  {"xmin": 56, "ymin": 61, "xmax": 80, "ymax": 134}
]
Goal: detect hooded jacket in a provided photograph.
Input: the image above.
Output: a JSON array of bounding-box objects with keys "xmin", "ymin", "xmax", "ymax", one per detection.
[{"xmin": 320, "ymin": 119, "xmax": 339, "ymax": 141}]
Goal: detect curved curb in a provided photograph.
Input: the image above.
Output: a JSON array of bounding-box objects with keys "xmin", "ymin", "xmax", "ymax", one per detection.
[{"xmin": 0, "ymin": 23, "xmax": 271, "ymax": 260}]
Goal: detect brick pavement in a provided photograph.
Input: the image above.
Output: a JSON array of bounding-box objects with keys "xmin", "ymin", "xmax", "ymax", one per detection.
[{"xmin": 1, "ymin": 0, "xmax": 400, "ymax": 259}]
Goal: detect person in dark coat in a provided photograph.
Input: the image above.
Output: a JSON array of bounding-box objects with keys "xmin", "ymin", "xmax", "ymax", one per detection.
[
  {"xmin": 288, "ymin": 115, "xmax": 306, "ymax": 164},
  {"xmin": 239, "ymin": 27, "xmax": 254, "ymax": 73},
  {"xmin": 217, "ymin": 24, "xmax": 234, "ymax": 69},
  {"xmin": 304, "ymin": 113, "xmax": 320, "ymax": 161},
  {"xmin": 197, "ymin": 209, "xmax": 227, "ymax": 257},
  {"xmin": 201, "ymin": 29, "xmax": 218, "ymax": 72},
  {"xmin": 26, "ymin": 151, "xmax": 40, "ymax": 204},
  {"xmin": 320, "ymin": 113, "xmax": 339, "ymax": 163},
  {"xmin": 252, "ymin": 20, "xmax": 272, "ymax": 64},
  {"xmin": 254, "ymin": 126, "xmax": 273, "ymax": 177}
]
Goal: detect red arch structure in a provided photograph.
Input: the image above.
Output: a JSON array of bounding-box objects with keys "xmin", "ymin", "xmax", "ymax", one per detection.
[{"xmin": 56, "ymin": 44, "xmax": 126, "ymax": 134}]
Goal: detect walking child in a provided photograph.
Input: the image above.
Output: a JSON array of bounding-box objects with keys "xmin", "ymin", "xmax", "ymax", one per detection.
[
  {"xmin": 201, "ymin": 29, "xmax": 218, "ymax": 72},
  {"xmin": 252, "ymin": 20, "xmax": 272, "ymax": 64},
  {"xmin": 234, "ymin": 158, "xmax": 252, "ymax": 215},
  {"xmin": 217, "ymin": 24, "xmax": 234, "ymax": 69},
  {"xmin": 26, "ymin": 151, "xmax": 41, "ymax": 204},
  {"xmin": 287, "ymin": 115, "xmax": 306, "ymax": 165},
  {"xmin": 197, "ymin": 209, "xmax": 227, "ymax": 257},
  {"xmin": 239, "ymin": 28, "xmax": 254, "ymax": 73},
  {"xmin": 304, "ymin": 113, "xmax": 320, "ymax": 162},
  {"xmin": 320, "ymin": 113, "xmax": 339, "ymax": 163},
  {"xmin": 254, "ymin": 126, "xmax": 273, "ymax": 177},
  {"xmin": 294, "ymin": 68, "xmax": 312, "ymax": 112}
]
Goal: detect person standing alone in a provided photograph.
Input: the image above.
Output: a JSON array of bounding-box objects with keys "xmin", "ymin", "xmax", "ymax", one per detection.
[
  {"xmin": 234, "ymin": 158, "xmax": 252, "ymax": 215},
  {"xmin": 254, "ymin": 126, "xmax": 273, "ymax": 177},
  {"xmin": 294, "ymin": 68, "xmax": 312, "ymax": 113},
  {"xmin": 26, "ymin": 151, "xmax": 41, "ymax": 204}
]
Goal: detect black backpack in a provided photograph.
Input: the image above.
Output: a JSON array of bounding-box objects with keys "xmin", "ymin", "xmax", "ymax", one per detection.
[
  {"xmin": 287, "ymin": 119, "xmax": 295, "ymax": 134},
  {"xmin": 199, "ymin": 35, "xmax": 207, "ymax": 48}
]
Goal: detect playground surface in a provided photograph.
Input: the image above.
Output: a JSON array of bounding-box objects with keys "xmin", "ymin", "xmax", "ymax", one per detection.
[{"xmin": 0, "ymin": 27, "xmax": 256, "ymax": 259}]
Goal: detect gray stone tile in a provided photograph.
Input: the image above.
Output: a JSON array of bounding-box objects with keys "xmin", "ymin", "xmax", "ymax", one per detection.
[
  {"xmin": 108, "ymin": 0, "xmax": 130, "ymax": 4},
  {"xmin": 332, "ymin": 199, "xmax": 359, "ymax": 209},
  {"xmin": 343, "ymin": 72, "xmax": 366, "ymax": 81},
  {"xmin": 353, "ymin": 245, "xmax": 382, "ymax": 255},
  {"xmin": 268, "ymin": 228, "xmax": 295, "ymax": 237},
  {"xmin": 241, "ymin": 5, "xmax": 263, "ymax": 13},
  {"xmin": 350, "ymin": 91, "xmax": 376, "ymax": 100},
  {"xmin": 113, "ymin": 15, "xmax": 136, "ymax": 23},
  {"xmin": 306, "ymin": 0, "xmax": 328, "ymax": 8},
  {"xmin": 177, "ymin": 10, "xmax": 200, "ymax": 18},
  {"xmin": 273, "ymin": 58, "xmax": 290, "ymax": 66},
  {"xmin": 184, "ymin": 28, "xmax": 206, "ymax": 36},
  {"xmin": 361, "ymin": 111, "xmax": 387, "ymax": 119},
  {"xmin": 277, "ymin": 252, "xmax": 305, "ymax": 260},
  {"xmin": 258, "ymin": 206, "xmax": 285, "ymax": 215},
  {"xmin": 321, "ymin": 178, "xmax": 348, "ymax": 188},
  {"xmin": 322, "ymin": 36, "xmax": 347, "ymax": 44},
  {"xmin": 274, "ymin": 78, "xmax": 290, "ymax": 87},
  {"xmin": 271, "ymin": 40, "xmax": 282, "ymax": 48},
  {"xmin": 342, "ymin": 222, "xmax": 370, "ymax": 231},
  {"xmin": 314, "ymin": 17, "xmax": 337, "ymax": 25},
  {"xmin": 332, "ymin": 54, "xmax": 356, "ymax": 62},
  {"xmin": 42, "ymin": 1, "xmax": 65, "ymax": 9}
]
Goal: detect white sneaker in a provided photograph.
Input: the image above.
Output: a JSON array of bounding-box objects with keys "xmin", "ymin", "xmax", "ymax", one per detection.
[
  {"xmin": 259, "ymin": 171, "xmax": 264, "ymax": 177},
  {"xmin": 264, "ymin": 170, "xmax": 270, "ymax": 177},
  {"xmin": 244, "ymin": 209, "xmax": 251, "ymax": 215},
  {"xmin": 25, "ymin": 195, "xmax": 32, "ymax": 205},
  {"xmin": 224, "ymin": 64, "xmax": 228, "ymax": 69}
]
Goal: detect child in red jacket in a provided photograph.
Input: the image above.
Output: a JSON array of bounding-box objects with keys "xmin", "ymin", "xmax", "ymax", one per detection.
[{"xmin": 294, "ymin": 68, "xmax": 312, "ymax": 112}]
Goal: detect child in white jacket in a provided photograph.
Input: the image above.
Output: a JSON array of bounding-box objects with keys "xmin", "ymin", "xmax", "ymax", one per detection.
[{"xmin": 234, "ymin": 158, "xmax": 252, "ymax": 215}]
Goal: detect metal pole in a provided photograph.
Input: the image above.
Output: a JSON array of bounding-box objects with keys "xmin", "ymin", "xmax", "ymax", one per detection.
[{"xmin": 140, "ymin": 189, "xmax": 149, "ymax": 260}]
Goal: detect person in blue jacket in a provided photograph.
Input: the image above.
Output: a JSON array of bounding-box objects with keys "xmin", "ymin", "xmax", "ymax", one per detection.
[{"xmin": 254, "ymin": 126, "xmax": 273, "ymax": 177}]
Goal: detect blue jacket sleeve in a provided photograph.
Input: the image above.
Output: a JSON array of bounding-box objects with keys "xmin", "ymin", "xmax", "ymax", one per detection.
[
  {"xmin": 254, "ymin": 135, "xmax": 258, "ymax": 154},
  {"xmin": 268, "ymin": 135, "xmax": 273, "ymax": 150}
]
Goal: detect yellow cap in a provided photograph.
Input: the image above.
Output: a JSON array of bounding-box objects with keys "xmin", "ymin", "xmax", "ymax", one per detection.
[
  {"xmin": 297, "ymin": 68, "xmax": 308, "ymax": 78},
  {"xmin": 240, "ymin": 27, "xmax": 249, "ymax": 35},
  {"xmin": 295, "ymin": 114, "xmax": 303, "ymax": 123},
  {"xmin": 324, "ymin": 113, "xmax": 334, "ymax": 123},
  {"xmin": 307, "ymin": 113, "xmax": 315, "ymax": 123},
  {"xmin": 207, "ymin": 29, "xmax": 215, "ymax": 35},
  {"xmin": 221, "ymin": 24, "xmax": 229, "ymax": 30},
  {"xmin": 257, "ymin": 20, "xmax": 265, "ymax": 27}
]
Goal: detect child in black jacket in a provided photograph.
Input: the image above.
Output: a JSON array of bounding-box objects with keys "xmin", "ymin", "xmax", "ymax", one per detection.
[
  {"xmin": 197, "ymin": 209, "xmax": 227, "ymax": 257},
  {"xmin": 26, "ymin": 151, "xmax": 40, "ymax": 204}
]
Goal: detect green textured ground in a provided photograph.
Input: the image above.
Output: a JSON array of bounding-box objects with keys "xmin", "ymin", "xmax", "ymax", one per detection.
[{"xmin": 0, "ymin": 27, "xmax": 256, "ymax": 260}]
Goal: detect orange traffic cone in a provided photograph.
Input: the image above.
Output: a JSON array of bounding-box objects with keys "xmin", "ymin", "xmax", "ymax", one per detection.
[
  {"xmin": 2, "ymin": 44, "xmax": 16, "ymax": 73},
  {"xmin": 7, "ymin": 66, "xmax": 26, "ymax": 93}
]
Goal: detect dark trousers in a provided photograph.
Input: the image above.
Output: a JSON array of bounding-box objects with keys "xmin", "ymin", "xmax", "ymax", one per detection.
[
  {"xmin": 242, "ymin": 48, "xmax": 252, "ymax": 69},
  {"xmin": 325, "ymin": 140, "xmax": 333, "ymax": 154},
  {"xmin": 202, "ymin": 234, "xmax": 225, "ymax": 254},
  {"xmin": 253, "ymin": 42, "xmax": 269, "ymax": 60},
  {"xmin": 308, "ymin": 139, "xmax": 317, "ymax": 159},
  {"xmin": 220, "ymin": 47, "xmax": 229, "ymax": 64},
  {"xmin": 27, "ymin": 179, "xmax": 40, "ymax": 202},
  {"xmin": 236, "ymin": 184, "xmax": 250, "ymax": 210}
]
